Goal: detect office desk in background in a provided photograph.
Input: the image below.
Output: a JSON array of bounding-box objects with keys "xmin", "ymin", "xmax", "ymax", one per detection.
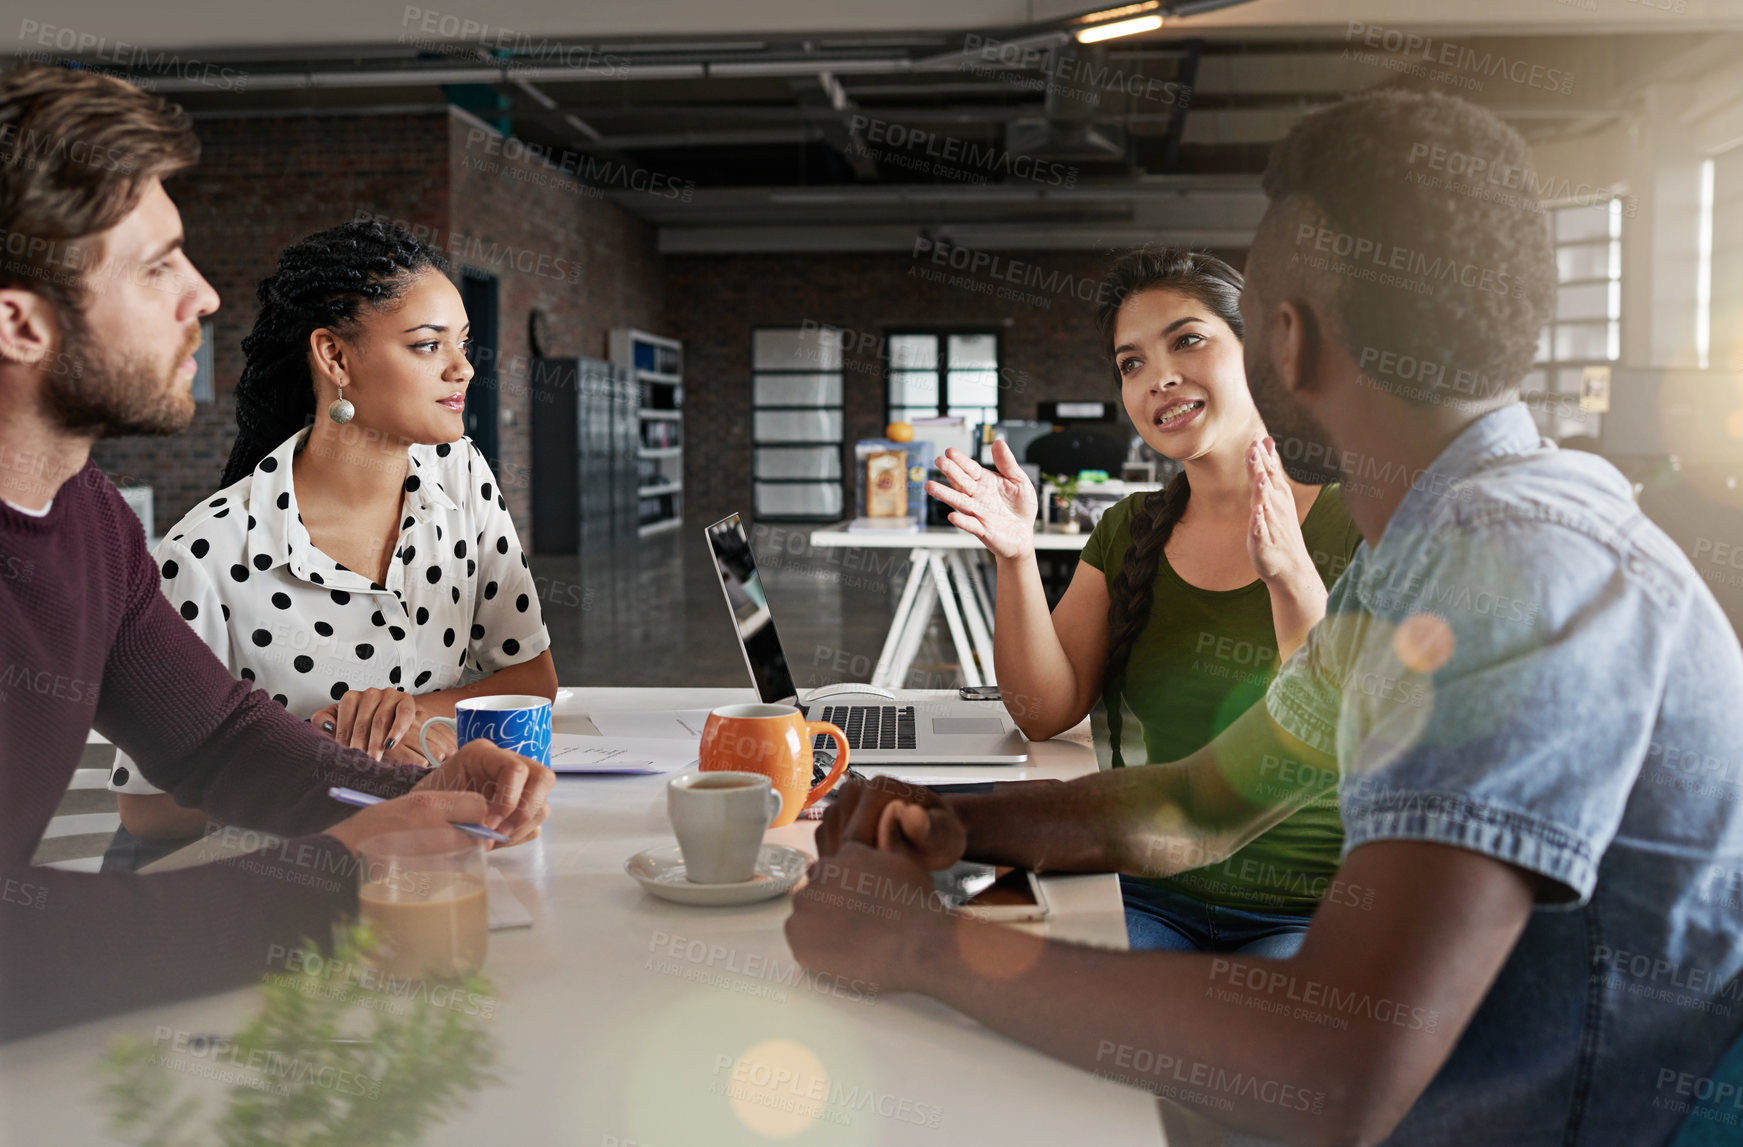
[
  {"xmin": 2, "ymin": 688, "xmax": 1168, "ymax": 1147},
  {"xmin": 807, "ymin": 526, "xmax": 1090, "ymax": 690}
]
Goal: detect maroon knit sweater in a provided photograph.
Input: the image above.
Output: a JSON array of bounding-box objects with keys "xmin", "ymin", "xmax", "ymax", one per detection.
[{"xmin": 0, "ymin": 459, "xmax": 427, "ymax": 1041}]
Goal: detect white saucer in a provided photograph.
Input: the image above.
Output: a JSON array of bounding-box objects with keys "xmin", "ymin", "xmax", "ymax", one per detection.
[{"xmin": 626, "ymin": 844, "xmax": 811, "ymax": 906}]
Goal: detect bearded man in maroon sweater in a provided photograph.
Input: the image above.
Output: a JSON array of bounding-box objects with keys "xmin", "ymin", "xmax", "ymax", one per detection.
[{"xmin": 0, "ymin": 64, "xmax": 554, "ymax": 1042}]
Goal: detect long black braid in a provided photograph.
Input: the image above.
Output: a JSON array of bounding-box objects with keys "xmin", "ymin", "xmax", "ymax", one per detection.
[
  {"xmin": 221, "ymin": 220, "xmax": 449, "ymax": 487},
  {"xmin": 1093, "ymin": 247, "xmax": 1246, "ymax": 767}
]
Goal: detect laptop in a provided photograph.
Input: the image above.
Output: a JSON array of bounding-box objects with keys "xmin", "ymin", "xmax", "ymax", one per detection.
[{"xmin": 705, "ymin": 513, "xmax": 1028, "ymax": 764}]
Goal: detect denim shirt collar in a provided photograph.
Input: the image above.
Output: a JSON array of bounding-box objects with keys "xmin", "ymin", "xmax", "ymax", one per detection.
[{"xmin": 1379, "ymin": 402, "xmax": 1546, "ymax": 548}]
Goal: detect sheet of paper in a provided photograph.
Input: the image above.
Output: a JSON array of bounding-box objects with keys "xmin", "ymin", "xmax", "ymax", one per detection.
[
  {"xmin": 487, "ymin": 868, "xmax": 533, "ymax": 931},
  {"xmin": 588, "ymin": 708, "xmax": 712, "ymax": 739},
  {"xmin": 548, "ymin": 733, "xmax": 699, "ymax": 775}
]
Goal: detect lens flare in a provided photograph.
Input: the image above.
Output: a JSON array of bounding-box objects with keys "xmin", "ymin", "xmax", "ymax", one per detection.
[
  {"xmin": 724, "ymin": 1037, "xmax": 828, "ymax": 1138},
  {"xmin": 1393, "ymin": 612, "xmax": 1455, "ymax": 674},
  {"xmin": 954, "ymin": 911, "xmax": 1047, "ymax": 981}
]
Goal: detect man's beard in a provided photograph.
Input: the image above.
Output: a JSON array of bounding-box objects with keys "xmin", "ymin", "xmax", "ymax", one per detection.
[
  {"xmin": 42, "ymin": 306, "xmax": 198, "ymax": 438},
  {"xmin": 1244, "ymin": 336, "xmax": 1345, "ymax": 486}
]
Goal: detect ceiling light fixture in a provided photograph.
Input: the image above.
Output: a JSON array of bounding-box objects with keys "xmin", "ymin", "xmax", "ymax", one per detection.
[
  {"xmin": 1072, "ymin": 1, "xmax": 1160, "ymax": 22},
  {"xmin": 1076, "ymin": 14, "xmax": 1164, "ymax": 43}
]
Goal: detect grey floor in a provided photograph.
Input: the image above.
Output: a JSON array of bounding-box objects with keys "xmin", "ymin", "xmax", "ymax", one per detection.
[
  {"xmin": 531, "ymin": 525, "xmax": 967, "ymax": 689},
  {"xmin": 530, "ymin": 525, "xmax": 1115, "ymax": 766}
]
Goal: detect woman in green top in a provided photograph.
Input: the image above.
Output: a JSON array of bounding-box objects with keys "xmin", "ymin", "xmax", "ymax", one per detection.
[{"xmin": 926, "ymin": 247, "xmax": 1361, "ymax": 955}]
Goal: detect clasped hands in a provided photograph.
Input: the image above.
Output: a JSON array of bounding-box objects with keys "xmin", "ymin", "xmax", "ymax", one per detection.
[{"xmin": 784, "ymin": 776, "xmax": 972, "ymax": 991}]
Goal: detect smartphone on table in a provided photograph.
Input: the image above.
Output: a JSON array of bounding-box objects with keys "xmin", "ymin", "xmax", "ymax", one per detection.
[{"xmin": 931, "ymin": 860, "xmax": 1049, "ymax": 922}]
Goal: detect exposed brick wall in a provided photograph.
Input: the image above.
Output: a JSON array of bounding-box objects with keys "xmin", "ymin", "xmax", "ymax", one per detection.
[
  {"xmin": 90, "ymin": 109, "xmax": 664, "ymax": 549},
  {"xmin": 446, "ymin": 114, "xmax": 664, "ymax": 541},
  {"xmin": 89, "ymin": 107, "xmax": 1240, "ymax": 542},
  {"xmin": 663, "ymin": 246, "xmax": 1247, "ymax": 525},
  {"xmin": 92, "ymin": 113, "xmax": 450, "ymax": 536}
]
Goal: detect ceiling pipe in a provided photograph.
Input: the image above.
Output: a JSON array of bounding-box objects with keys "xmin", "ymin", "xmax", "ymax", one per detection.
[
  {"xmin": 80, "ymin": 18, "xmax": 1177, "ymax": 95},
  {"xmin": 144, "ymin": 62, "xmax": 708, "ymax": 92},
  {"xmin": 137, "ymin": 54, "xmax": 1057, "ymax": 93}
]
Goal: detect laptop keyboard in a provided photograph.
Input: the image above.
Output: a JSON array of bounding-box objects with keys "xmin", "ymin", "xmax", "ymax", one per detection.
[{"xmin": 810, "ymin": 705, "xmax": 917, "ymax": 752}]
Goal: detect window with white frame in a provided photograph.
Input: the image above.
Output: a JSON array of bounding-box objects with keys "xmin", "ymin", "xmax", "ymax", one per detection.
[
  {"xmin": 1525, "ymin": 197, "xmax": 1622, "ymax": 439},
  {"xmin": 1533, "ymin": 199, "xmax": 1624, "ymax": 437},
  {"xmin": 885, "ymin": 331, "xmax": 1002, "ymax": 430},
  {"xmin": 752, "ymin": 327, "xmax": 844, "ymax": 521}
]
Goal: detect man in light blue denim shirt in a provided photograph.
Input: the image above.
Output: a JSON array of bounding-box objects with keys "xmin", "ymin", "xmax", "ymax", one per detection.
[
  {"xmin": 785, "ymin": 89, "xmax": 1743, "ymax": 1146},
  {"xmin": 1262, "ymin": 400, "xmax": 1743, "ymax": 1144}
]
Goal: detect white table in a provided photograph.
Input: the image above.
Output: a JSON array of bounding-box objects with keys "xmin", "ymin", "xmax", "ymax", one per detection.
[
  {"xmin": 1, "ymin": 688, "xmax": 1165, "ymax": 1147},
  {"xmin": 808, "ymin": 526, "xmax": 1089, "ymax": 690}
]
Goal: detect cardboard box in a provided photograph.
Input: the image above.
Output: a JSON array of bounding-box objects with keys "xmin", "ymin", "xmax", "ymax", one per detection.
[{"xmin": 855, "ymin": 439, "xmax": 938, "ymax": 519}]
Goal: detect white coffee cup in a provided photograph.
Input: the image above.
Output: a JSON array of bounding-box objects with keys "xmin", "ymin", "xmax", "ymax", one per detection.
[{"xmin": 667, "ymin": 771, "xmax": 783, "ymax": 884}]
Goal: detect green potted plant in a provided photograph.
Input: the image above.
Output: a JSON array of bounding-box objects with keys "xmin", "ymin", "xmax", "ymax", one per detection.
[
  {"xmin": 1044, "ymin": 472, "xmax": 1082, "ymax": 533},
  {"xmin": 100, "ymin": 923, "xmax": 501, "ymax": 1147}
]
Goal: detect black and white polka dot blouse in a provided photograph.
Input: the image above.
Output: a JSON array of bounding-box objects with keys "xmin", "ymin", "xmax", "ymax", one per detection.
[{"xmin": 109, "ymin": 427, "xmax": 550, "ymax": 796}]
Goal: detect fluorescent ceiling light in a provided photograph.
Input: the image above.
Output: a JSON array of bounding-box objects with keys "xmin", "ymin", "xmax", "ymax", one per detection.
[
  {"xmin": 1073, "ymin": 1, "xmax": 1160, "ymax": 22},
  {"xmin": 1076, "ymin": 14, "xmax": 1164, "ymax": 43}
]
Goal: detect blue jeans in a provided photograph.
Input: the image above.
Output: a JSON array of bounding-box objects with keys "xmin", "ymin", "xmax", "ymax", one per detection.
[
  {"xmin": 1120, "ymin": 877, "xmax": 1311, "ymax": 958},
  {"xmin": 100, "ymin": 825, "xmax": 202, "ymax": 873}
]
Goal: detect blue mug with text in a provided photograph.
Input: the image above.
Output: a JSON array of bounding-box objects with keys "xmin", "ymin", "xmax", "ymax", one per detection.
[{"xmin": 420, "ymin": 694, "xmax": 553, "ymax": 767}]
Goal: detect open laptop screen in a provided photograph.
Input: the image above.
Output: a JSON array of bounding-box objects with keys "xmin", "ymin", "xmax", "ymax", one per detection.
[{"xmin": 705, "ymin": 513, "xmax": 798, "ymax": 704}]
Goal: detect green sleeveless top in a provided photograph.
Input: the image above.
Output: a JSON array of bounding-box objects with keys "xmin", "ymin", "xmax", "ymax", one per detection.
[{"xmin": 1080, "ymin": 484, "xmax": 1362, "ymax": 914}]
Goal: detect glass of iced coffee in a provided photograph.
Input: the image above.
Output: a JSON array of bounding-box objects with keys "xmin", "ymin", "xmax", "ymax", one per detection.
[{"xmin": 356, "ymin": 829, "xmax": 489, "ymax": 980}]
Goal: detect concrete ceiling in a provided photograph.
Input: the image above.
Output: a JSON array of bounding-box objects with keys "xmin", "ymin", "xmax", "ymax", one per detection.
[
  {"xmin": 24, "ymin": 0, "xmax": 1743, "ymax": 48},
  {"xmin": 16, "ymin": 1, "xmax": 1743, "ymax": 250}
]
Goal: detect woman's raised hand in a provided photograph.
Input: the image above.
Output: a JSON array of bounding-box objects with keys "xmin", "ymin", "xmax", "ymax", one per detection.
[
  {"xmin": 1245, "ymin": 435, "xmax": 1316, "ymax": 587},
  {"xmin": 924, "ymin": 440, "xmax": 1039, "ymax": 562}
]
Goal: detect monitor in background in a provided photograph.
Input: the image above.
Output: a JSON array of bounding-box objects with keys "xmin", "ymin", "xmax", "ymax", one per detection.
[
  {"xmin": 981, "ymin": 419, "xmax": 1053, "ymax": 468},
  {"xmin": 1037, "ymin": 400, "xmax": 1115, "ymax": 424},
  {"xmin": 1025, "ymin": 427, "xmax": 1127, "ymax": 476},
  {"xmin": 704, "ymin": 513, "xmax": 796, "ymax": 704},
  {"xmin": 1600, "ymin": 367, "xmax": 1743, "ymax": 465},
  {"xmin": 1599, "ymin": 369, "xmax": 1743, "ymax": 646}
]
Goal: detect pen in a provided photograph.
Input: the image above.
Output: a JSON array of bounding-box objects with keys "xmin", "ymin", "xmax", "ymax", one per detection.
[{"xmin": 326, "ymin": 786, "xmax": 511, "ymax": 843}]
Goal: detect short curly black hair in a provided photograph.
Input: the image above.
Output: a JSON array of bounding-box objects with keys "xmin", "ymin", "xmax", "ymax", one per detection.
[{"xmin": 1260, "ymin": 89, "xmax": 1557, "ymax": 407}]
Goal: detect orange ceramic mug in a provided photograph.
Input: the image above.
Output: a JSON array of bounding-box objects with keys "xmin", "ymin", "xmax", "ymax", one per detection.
[{"xmin": 699, "ymin": 703, "xmax": 849, "ymax": 827}]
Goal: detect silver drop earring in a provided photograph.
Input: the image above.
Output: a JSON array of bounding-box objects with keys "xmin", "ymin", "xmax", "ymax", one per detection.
[{"xmin": 328, "ymin": 381, "xmax": 355, "ymax": 425}]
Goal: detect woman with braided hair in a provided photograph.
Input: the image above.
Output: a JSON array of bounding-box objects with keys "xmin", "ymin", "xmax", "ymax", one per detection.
[
  {"xmin": 106, "ymin": 220, "xmax": 556, "ymax": 859},
  {"xmin": 926, "ymin": 247, "xmax": 1360, "ymax": 954}
]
